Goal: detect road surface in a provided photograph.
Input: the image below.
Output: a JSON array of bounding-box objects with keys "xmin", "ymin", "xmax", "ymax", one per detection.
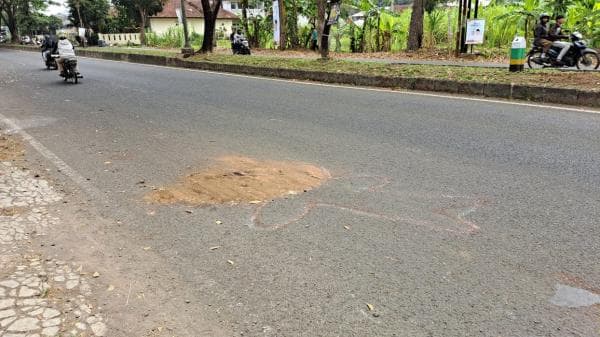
[{"xmin": 1, "ymin": 49, "xmax": 599, "ymax": 337}]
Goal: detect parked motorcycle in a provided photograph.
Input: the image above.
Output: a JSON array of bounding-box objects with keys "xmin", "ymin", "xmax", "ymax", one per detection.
[
  {"xmin": 527, "ymin": 32, "xmax": 599, "ymax": 70},
  {"xmin": 232, "ymin": 38, "xmax": 251, "ymax": 55},
  {"xmin": 52, "ymin": 55, "xmax": 82, "ymax": 84}
]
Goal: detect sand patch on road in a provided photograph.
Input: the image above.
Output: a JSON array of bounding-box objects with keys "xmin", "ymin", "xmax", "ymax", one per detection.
[
  {"xmin": 146, "ymin": 156, "xmax": 330, "ymax": 205},
  {"xmin": 0, "ymin": 133, "xmax": 24, "ymax": 161}
]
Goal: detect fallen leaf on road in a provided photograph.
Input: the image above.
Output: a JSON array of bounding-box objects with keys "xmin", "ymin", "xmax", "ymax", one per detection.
[
  {"xmin": 366, "ymin": 303, "xmax": 374, "ymax": 311},
  {"xmin": 227, "ymin": 260, "xmax": 235, "ymax": 265},
  {"xmin": 143, "ymin": 246, "xmax": 151, "ymax": 250},
  {"xmin": 185, "ymin": 210, "xmax": 193, "ymax": 214},
  {"xmin": 209, "ymin": 246, "xmax": 221, "ymax": 251},
  {"xmin": 344, "ymin": 225, "xmax": 350, "ymax": 230},
  {"xmin": 215, "ymin": 220, "xmax": 223, "ymax": 225},
  {"xmin": 107, "ymin": 285, "xmax": 115, "ymax": 291},
  {"xmin": 249, "ymin": 200, "xmax": 262, "ymax": 204},
  {"xmin": 104, "ymin": 161, "xmax": 112, "ymax": 165},
  {"xmin": 93, "ymin": 272, "xmax": 100, "ymax": 278}
]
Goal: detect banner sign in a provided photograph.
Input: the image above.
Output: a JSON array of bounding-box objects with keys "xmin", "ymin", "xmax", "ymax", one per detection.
[
  {"xmin": 273, "ymin": 1, "xmax": 280, "ymax": 44},
  {"xmin": 465, "ymin": 19, "xmax": 485, "ymax": 44}
]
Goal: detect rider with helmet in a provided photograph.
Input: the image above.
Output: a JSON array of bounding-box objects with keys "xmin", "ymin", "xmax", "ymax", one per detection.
[
  {"xmin": 549, "ymin": 15, "xmax": 570, "ymax": 65},
  {"xmin": 52, "ymin": 33, "xmax": 79, "ymax": 77},
  {"xmin": 534, "ymin": 13, "xmax": 552, "ymax": 58}
]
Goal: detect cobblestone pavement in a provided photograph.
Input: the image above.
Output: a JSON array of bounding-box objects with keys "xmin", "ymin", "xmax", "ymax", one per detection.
[{"xmin": 0, "ymin": 158, "xmax": 108, "ymax": 337}]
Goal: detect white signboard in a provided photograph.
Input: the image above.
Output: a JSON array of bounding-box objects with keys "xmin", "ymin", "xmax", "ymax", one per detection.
[
  {"xmin": 175, "ymin": 8, "xmax": 183, "ymax": 24},
  {"xmin": 78, "ymin": 27, "xmax": 86, "ymax": 38},
  {"xmin": 465, "ymin": 19, "xmax": 485, "ymax": 44},
  {"xmin": 272, "ymin": 0, "xmax": 280, "ymax": 44}
]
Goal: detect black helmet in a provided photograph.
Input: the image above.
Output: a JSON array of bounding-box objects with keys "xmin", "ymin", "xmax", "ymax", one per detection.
[{"xmin": 539, "ymin": 13, "xmax": 550, "ymax": 20}]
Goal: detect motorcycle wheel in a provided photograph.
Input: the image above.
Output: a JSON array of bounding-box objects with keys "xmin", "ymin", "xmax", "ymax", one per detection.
[
  {"xmin": 527, "ymin": 51, "xmax": 545, "ymax": 69},
  {"xmin": 576, "ymin": 52, "xmax": 600, "ymax": 70}
]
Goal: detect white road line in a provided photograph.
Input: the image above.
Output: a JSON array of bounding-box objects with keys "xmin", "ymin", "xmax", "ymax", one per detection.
[
  {"xmin": 0, "ymin": 112, "xmax": 105, "ymax": 201},
  {"xmin": 74, "ymin": 54, "xmax": 600, "ymax": 115}
]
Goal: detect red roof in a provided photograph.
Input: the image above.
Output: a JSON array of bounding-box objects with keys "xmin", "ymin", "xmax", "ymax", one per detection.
[{"xmin": 153, "ymin": 0, "xmax": 239, "ymax": 19}]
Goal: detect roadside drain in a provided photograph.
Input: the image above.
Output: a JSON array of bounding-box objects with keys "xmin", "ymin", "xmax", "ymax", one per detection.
[{"xmin": 145, "ymin": 156, "xmax": 330, "ymax": 205}]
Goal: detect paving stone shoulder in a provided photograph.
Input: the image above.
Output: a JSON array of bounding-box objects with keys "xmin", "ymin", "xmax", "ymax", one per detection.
[
  {"xmin": 0, "ymin": 144, "xmax": 108, "ymax": 337},
  {"xmin": 3, "ymin": 44, "xmax": 599, "ymax": 108}
]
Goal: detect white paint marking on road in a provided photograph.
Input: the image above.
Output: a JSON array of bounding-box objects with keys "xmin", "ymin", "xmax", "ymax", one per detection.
[
  {"xmin": 73, "ymin": 54, "xmax": 600, "ymax": 115},
  {"xmin": 0, "ymin": 112, "xmax": 104, "ymax": 201}
]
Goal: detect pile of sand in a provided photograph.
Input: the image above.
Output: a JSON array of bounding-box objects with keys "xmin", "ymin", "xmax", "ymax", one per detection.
[{"xmin": 146, "ymin": 156, "xmax": 329, "ymax": 205}]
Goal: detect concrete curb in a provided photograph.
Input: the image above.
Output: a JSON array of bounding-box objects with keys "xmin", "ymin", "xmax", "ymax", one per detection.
[{"xmin": 3, "ymin": 44, "xmax": 599, "ymax": 108}]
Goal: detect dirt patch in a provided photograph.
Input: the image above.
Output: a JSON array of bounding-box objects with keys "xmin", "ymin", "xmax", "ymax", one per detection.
[
  {"xmin": 0, "ymin": 133, "xmax": 24, "ymax": 161},
  {"xmin": 146, "ymin": 156, "xmax": 330, "ymax": 205}
]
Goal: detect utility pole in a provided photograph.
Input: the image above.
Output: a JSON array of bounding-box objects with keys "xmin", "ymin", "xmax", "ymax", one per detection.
[{"xmin": 180, "ymin": 0, "xmax": 194, "ymax": 56}]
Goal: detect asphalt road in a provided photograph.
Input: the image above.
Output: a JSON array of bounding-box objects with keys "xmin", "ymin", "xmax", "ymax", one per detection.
[{"xmin": 1, "ymin": 49, "xmax": 599, "ymax": 337}]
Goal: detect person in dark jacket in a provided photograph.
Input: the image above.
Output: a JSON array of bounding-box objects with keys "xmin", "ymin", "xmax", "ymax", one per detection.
[
  {"xmin": 534, "ymin": 13, "xmax": 552, "ymax": 57},
  {"xmin": 41, "ymin": 34, "xmax": 57, "ymax": 63}
]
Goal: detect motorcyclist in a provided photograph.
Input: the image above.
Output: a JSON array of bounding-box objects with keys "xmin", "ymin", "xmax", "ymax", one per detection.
[
  {"xmin": 549, "ymin": 15, "xmax": 570, "ymax": 65},
  {"xmin": 232, "ymin": 29, "xmax": 244, "ymax": 54},
  {"xmin": 40, "ymin": 33, "xmax": 57, "ymax": 64},
  {"xmin": 534, "ymin": 13, "xmax": 552, "ymax": 58},
  {"xmin": 52, "ymin": 33, "xmax": 79, "ymax": 77}
]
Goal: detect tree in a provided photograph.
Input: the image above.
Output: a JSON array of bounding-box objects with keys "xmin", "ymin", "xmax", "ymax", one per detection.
[
  {"xmin": 0, "ymin": 0, "xmax": 20, "ymax": 42},
  {"xmin": 112, "ymin": 0, "xmax": 164, "ymax": 45},
  {"xmin": 496, "ymin": 0, "xmax": 546, "ymax": 41},
  {"xmin": 277, "ymin": 0, "xmax": 285, "ymax": 49},
  {"xmin": 191, "ymin": 0, "xmax": 222, "ymax": 52},
  {"xmin": 407, "ymin": 0, "xmax": 424, "ymax": 50},
  {"xmin": 0, "ymin": 0, "xmax": 49, "ymax": 42},
  {"xmin": 67, "ymin": 0, "xmax": 110, "ymax": 33}
]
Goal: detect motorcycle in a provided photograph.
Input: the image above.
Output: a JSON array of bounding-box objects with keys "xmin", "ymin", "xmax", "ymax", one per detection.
[
  {"xmin": 43, "ymin": 51, "xmax": 57, "ymax": 70},
  {"xmin": 232, "ymin": 38, "xmax": 251, "ymax": 55},
  {"xmin": 527, "ymin": 32, "xmax": 600, "ymax": 70},
  {"xmin": 52, "ymin": 55, "xmax": 82, "ymax": 84}
]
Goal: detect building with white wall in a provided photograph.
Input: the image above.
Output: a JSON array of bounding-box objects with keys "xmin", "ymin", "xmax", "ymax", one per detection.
[{"xmin": 149, "ymin": 0, "xmax": 239, "ymax": 36}]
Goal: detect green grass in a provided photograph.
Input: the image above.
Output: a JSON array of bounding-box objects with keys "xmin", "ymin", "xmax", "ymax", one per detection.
[
  {"xmin": 189, "ymin": 54, "xmax": 600, "ymax": 90},
  {"xmin": 62, "ymin": 45, "xmax": 600, "ymax": 91}
]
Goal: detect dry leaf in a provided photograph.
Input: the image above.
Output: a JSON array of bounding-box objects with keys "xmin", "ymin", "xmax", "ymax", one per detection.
[
  {"xmin": 215, "ymin": 220, "xmax": 223, "ymax": 225},
  {"xmin": 227, "ymin": 260, "xmax": 235, "ymax": 265},
  {"xmin": 366, "ymin": 303, "xmax": 374, "ymax": 311},
  {"xmin": 343, "ymin": 226, "xmax": 350, "ymax": 230},
  {"xmin": 93, "ymin": 272, "xmax": 100, "ymax": 278},
  {"xmin": 209, "ymin": 246, "xmax": 221, "ymax": 251}
]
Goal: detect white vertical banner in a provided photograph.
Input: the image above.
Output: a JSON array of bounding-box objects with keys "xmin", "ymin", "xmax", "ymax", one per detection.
[
  {"xmin": 175, "ymin": 8, "xmax": 183, "ymax": 24},
  {"xmin": 272, "ymin": 0, "xmax": 280, "ymax": 45}
]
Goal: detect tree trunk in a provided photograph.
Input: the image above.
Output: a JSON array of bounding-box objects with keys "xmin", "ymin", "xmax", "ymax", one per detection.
[
  {"xmin": 316, "ymin": 0, "xmax": 327, "ymax": 57},
  {"xmin": 277, "ymin": 0, "xmax": 286, "ymax": 50},
  {"xmin": 317, "ymin": 0, "xmax": 326, "ymax": 53},
  {"xmin": 251, "ymin": 17, "xmax": 259, "ymax": 48},
  {"xmin": 407, "ymin": 0, "xmax": 424, "ymax": 51},
  {"xmin": 241, "ymin": 0, "xmax": 249, "ymax": 35},
  {"xmin": 139, "ymin": 9, "xmax": 147, "ymax": 46},
  {"xmin": 1, "ymin": 1, "xmax": 19, "ymax": 43},
  {"xmin": 199, "ymin": 0, "xmax": 223, "ymax": 53},
  {"xmin": 289, "ymin": 0, "xmax": 299, "ymax": 48},
  {"xmin": 376, "ymin": 14, "xmax": 381, "ymax": 51}
]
